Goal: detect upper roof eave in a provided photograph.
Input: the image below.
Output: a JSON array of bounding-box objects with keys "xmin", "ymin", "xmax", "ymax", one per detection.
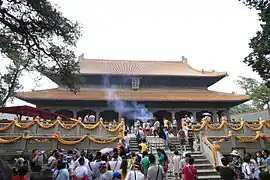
[{"xmin": 77, "ymin": 55, "xmax": 228, "ymax": 77}]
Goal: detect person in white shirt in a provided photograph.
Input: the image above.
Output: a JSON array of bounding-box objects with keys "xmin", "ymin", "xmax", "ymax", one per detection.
[
  {"xmin": 88, "ymin": 154, "xmax": 99, "ymax": 180},
  {"xmin": 142, "ymin": 122, "xmax": 147, "ymax": 129},
  {"xmin": 245, "ymin": 153, "xmax": 260, "ymax": 180},
  {"xmin": 111, "ymin": 119, "xmax": 116, "ymax": 128},
  {"xmin": 172, "ymin": 118, "xmax": 178, "ymax": 135},
  {"xmin": 75, "ymin": 151, "xmax": 89, "ymax": 170},
  {"xmin": 184, "ymin": 115, "xmax": 190, "ymax": 123},
  {"xmin": 74, "ymin": 157, "xmax": 89, "ymax": 179},
  {"xmin": 84, "ymin": 114, "xmax": 89, "ymax": 123},
  {"xmin": 124, "ymin": 132, "xmax": 130, "ymax": 149},
  {"xmin": 190, "ymin": 115, "xmax": 196, "ymax": 123},
  {"xmin": 47, "ymin": 149, "xmax": 57, "ymax": 168},
  {"xmin": 89, "ymin": 114, "xmax": 96, "ymax": 123},
  {"xmin": 109, "ymin": 122, "xmax": 113, "ymax": 129},
  {"xmin": 109, "ymin": 154, "xmax": 122, "ymax": 172},
  {"xmin": 242, "ymin": 155, "xmax": 256, "ymax": 180},
  {"xmin": 66, "ymin": 155, "xmax": 75, "ymax": 177},
  {"xmin": 125, "ymin": 163, "xmax": 144, "ymax": 180},
  {"xmin": 138, "ymin": 127, "xmax": 145, "ymax": 139},
  {"xmin": 153, "ymin": 120, "xmax": 160, "ymax": 136},
  {"xmin": 134, "ymin": 121, "xmax": 140, "ymax": 134},
  {"xmin": 146, "ymin": 122, "xmax": 151, "ymax": 129}
]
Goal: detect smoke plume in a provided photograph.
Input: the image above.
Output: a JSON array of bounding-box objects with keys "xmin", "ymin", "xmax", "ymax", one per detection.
[{"xmin": 103, "ymin": 75, "xmax": 153, "ymax": 122}]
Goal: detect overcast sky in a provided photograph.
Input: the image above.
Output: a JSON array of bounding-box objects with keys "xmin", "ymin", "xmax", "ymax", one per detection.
[{"xmin": 4, "ymin": 0, "xmax": 262, "ymax": 106}]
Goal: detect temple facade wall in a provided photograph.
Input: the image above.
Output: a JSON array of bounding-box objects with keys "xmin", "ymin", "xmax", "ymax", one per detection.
[{"xmin": 38, "ymin": 106, "xmax": 230, "ymax": 122}]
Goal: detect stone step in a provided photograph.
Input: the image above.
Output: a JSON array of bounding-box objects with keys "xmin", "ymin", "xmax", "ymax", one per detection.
[
  {"xmin": 193, "ymin": 163, "xmax": 213, "ymax": 169},
  {"xmin": 197, "ymin": 169, "xmax": 219, "ymax": 176},
  {"xmin": 194, "ymin": 159, "xmax": 210, "ymax": 164},
  {"xmin": 198, "ymin": 175, "xmax": 221, "ymax": 180},
  {"xmin": 191, "ymin": 154, "xmax": 206, "ymax": 159}
]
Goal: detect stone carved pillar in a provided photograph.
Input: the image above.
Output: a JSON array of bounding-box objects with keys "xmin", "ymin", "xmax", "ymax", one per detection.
[
  {"xmin": 171, "ymin": 111, "xmax": 175, "ymax": 121},
  {"xmin": 95, "ymin": 109, "xmax": 100, "ymax": 122},
  {"xmin": 192, "ymin": 111, "xmax": 197, "ymax": 121},
  {"xmin": 118, "ymin": 113, "xmax": 122, "ymax": 122},
  {"xmin": 212, "ymin": 110, "xmax": 218, "ymax": 122}
]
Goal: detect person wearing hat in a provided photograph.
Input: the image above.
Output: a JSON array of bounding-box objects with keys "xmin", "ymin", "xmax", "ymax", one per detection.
[
  {"xmin": 230, "ymin": 150, "xmax": 244, "ymax": 180},
  {"xmin": 125, "ymin": 163, "xmax": 144, "ymax": 180}
]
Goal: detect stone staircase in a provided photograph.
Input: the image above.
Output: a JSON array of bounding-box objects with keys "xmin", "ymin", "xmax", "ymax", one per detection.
[
  {"xmin": 167, "ymin": 137, "xmax": 220, "ymax": 180},
  {"xmin": 169, "ymin": 137, "xmax": 191, "ymax": 152},
  {"xmin": 129, "ymin": 137, "xmax": 139, "ymax": 152},
  {"xmin": 190, "ymin": 152, "xmax": 220, "ymax": 180}
]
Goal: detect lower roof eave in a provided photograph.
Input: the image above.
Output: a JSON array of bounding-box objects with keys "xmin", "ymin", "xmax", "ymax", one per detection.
[{"xmin": 16, "ymin": 97, "xmax": 248, "ymax": 108}]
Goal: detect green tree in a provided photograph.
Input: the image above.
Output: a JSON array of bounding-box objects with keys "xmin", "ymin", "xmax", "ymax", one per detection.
[
  {"xmin": 235, "ymin": 76, "xmax": 260, "ymax": 95},
  {"xmin": 239, "ymin": 0, "xmax": 270, "ymax": 84},
  {"xmin": 236, "ymin": 76, "xmax": 270, "ymax": 114},
  {"xmin": 250, "ymin": 84, "xmax": 270, "ymax": 114},
  {"xmin": 230, "ymin": 103, "xmax": 257, "ymax": 115},
  {"xmin": 0, "ymin": 0, "xmax": 81, "ymax": 107}
]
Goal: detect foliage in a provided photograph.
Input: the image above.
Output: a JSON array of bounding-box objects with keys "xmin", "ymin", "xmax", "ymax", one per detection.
[
  {"xmin": 250, "ymin": 84, "xmax": 270, "ymax": 111},
  {"xmin": 236, "ymin": 76, "xmax": 270, "ymax": 114},
  {"xmin": 0, "ymin": 0, "xmax": 81, "ymax": 107},
  {"xmin": 230, "ymin": 103, "xmax": 258, "ymax": 115},
  {"xmin": 235, "ymin": 76, "xmax": 260, "ymax": 95},
  {"xmin": 239, "ymin": 0, "xmax": 270, "ymax": 84}
]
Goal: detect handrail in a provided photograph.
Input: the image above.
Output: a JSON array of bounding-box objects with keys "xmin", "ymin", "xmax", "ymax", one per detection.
[{"xmin": 202, "ymin": 135, "xmax": 221, "ymax": 167}]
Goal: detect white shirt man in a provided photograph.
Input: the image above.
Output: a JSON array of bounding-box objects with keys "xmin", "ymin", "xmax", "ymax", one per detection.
[
  {"xmin": 190, "ymin": 115, "xmax": 196, "ymax": 123},
  {"xmin": 74, "ymin": 166, "xmax": 88, "ymax": 179},
  {"xmin": 154, "ymin": 121, "xmax": 160, "ymax": 131},
  {"xmin": 146, "ymin": 122, "xmax": 151, "ymax": 129},
  {"xmin": 75, "ymin": 157, "xmax": 89, "ymax": 170},
  {"xmin": 124, "ymin": 134, "xmax": 130, "ymax": 147},
  {"xmin": 109, "ymin": 159, "xmax": 122, "ymax": 172},
  {"xmin": 138, "ymin": 128, "xmax": 145, "ymax": 138},
  {"xmin": 172, "ymin": 119, "xmax": 177, "ymax": 127},
  {"xmin": 84, "ymin": 115, "xmax": 89, "ymax": 123},
  {"xmin": 89, "ymin": 115, "xmax": 95, "ymax": 123},
  {"xmin": 142, "ymin": 122, "xmax": 147, "ymax": 129}
]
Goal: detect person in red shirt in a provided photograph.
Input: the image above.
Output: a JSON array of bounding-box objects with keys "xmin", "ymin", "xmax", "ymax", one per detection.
[{"xmin": 182, "ymin": 158, "xmax": 198, "ymax": 180}]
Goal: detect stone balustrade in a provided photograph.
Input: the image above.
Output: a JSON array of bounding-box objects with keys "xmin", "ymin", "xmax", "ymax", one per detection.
[
  {"xmin": 0, "ymin": 120, "xmax": 124, "ymax": 156},
  {"xmin": 183, "ymin": 120, "xmax": 270, "ymax": 136}
]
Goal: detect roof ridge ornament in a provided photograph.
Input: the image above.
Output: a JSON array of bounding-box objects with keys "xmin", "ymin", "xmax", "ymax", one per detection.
[{"xmin": 181, "ymin": 56, "xmax": 188, "ymax": 63}]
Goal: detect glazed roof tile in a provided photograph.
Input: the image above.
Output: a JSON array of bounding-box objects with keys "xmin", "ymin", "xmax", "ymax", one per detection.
[{"xmin": 78, "ymin": 56, "xmax": 227, "ymax": 77}]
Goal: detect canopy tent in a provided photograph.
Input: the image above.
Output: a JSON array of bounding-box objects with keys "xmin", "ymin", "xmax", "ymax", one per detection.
[{"xmin": 0, "ymin": 106, "xmax": 70, "ymax": 120}]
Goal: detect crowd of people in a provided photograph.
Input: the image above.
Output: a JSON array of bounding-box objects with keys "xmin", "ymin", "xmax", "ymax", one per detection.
[
  {"xmin": 215, "ymin": 149, "xmax": 270, "ymax": 180},
  {"xmin": 2, "ymin": 115, "xmax": 270, "ymax": 180},
  {"xmin": 1, "ymin": 132, "xmax": 199, "ymax": 180}
]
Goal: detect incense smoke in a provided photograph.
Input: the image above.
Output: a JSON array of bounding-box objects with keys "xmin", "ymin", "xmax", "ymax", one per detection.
[{"xmin": 103, "ymin": 75, "xmax": 153, "ymax": 122}]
